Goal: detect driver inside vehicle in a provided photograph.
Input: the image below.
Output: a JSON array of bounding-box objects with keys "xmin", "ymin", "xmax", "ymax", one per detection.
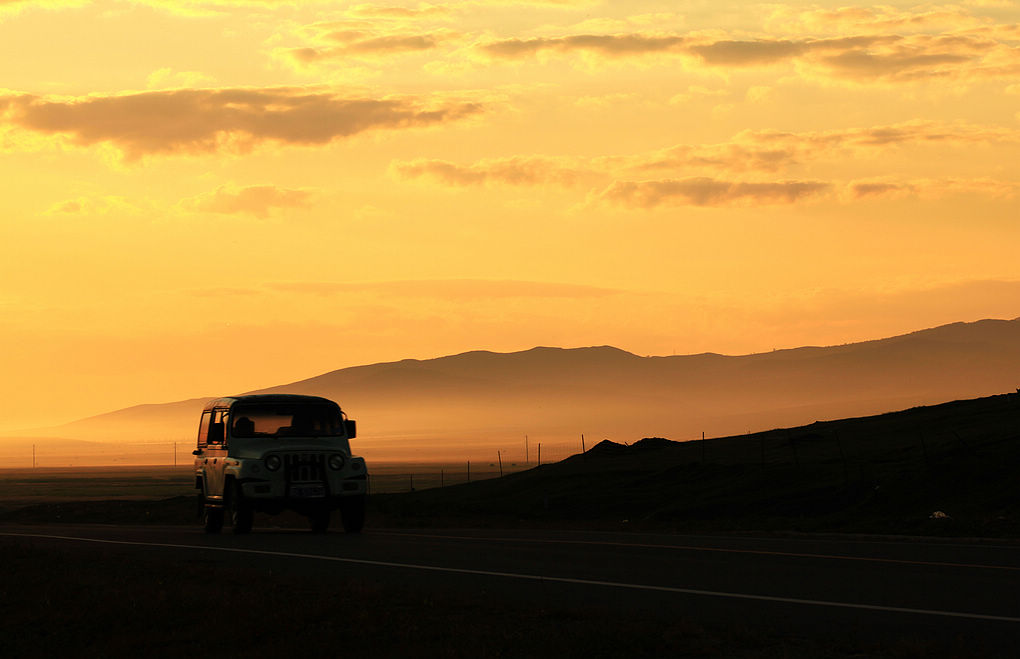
[{"xmin": 233, "ymin": 416, "xmax": 255, "ymax": 437}]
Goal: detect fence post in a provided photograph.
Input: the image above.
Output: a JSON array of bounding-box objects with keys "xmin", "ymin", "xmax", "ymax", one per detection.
[{"xmin": 834, "ymin": 431, "xmax": 848, "ymax": 486}]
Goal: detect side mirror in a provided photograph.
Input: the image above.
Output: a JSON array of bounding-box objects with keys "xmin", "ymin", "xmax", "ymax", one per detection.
[
  {"xmin": 192, "ymin": 449, "xmax": 203, "ymax": 456},
  {"xmin": 344, "ymin": 419, "xmax": 357, "ymax": 439},
  {"xmin": 208, "ymin": 422, "xmax": 224, "ymax": 444}
]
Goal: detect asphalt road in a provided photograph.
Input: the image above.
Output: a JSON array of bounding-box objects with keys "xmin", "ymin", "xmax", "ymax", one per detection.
[{"xmin": 3, "ymin": 523, "xmax": 1020, "ymax": 646}]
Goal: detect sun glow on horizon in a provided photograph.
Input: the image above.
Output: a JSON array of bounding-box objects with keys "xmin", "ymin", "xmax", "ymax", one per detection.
[{"xmin": 2, "ymin": 0, "xmax": 1020, "ymax": 430}]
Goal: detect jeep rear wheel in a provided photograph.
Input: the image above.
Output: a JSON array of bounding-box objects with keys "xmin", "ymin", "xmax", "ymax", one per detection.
[
  {"xmin": 340, "ymin": 495, "xmax": 366, "ymax": 533},
  {"xmin": 227, "ymin": 481, "xmax": 254, "ymax": 535}
]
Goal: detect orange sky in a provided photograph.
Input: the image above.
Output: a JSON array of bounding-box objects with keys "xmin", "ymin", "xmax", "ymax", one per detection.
[{"xmin": 2, "ymin": 0, "xmax": 1019, "ymax": 430}]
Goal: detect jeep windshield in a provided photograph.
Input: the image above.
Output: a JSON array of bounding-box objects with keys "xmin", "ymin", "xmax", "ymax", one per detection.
[{"xmin": 230, "ymin": 403, "xmax": 344, "ymax": 438}]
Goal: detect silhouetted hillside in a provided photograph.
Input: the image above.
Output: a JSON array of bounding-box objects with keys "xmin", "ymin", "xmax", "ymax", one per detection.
[{"xmin": 8, "ymin": 318, "xmax": 1020, "ymax": 461}]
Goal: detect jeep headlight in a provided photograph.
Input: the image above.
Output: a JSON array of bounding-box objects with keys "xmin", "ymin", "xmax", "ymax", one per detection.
[
  {"xmin": 265, "ymin": 455, "xmax": 281, "ymax": 471},
  {"xmin": 328, "ymin": 454, "xmax": 345, "ymax": 470}
]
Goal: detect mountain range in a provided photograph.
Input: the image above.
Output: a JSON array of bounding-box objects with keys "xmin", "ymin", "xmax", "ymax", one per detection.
[{"xmin": 7, "ymin": 318, "xmax": 1020, "ymax": 462}]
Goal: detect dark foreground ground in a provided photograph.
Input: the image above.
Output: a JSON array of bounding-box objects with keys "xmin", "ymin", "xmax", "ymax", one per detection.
[
  {"xmin": 3, "ymin": 524, "xmax": 1018, "ymax": 659},
  {"xmin": 3, "ymin": 393, "xmax": 1019, "ymax": 657}
]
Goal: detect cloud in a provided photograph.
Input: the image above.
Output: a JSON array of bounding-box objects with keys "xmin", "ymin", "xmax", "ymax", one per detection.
[
  {"xmin": 600, "ymin": 177, "xmax": 830, "ymax": 208},
  {"xmin": 846, "ymin": 177, "xmax": 1018, "ymax": 200},
  {"xmin": 146, "ymin": 67, "xmax": 215, "ymax": 89},
  {"xmin": 764, "ymin": 4, "xmax": 991, "ymax": 34},
  {"xmin": 480, "ymin": 33, "xmax": 689, "ymax": 58},
  {"xmin": 0, "ymin": 0, "xmax": 86, "ymax": 16},
  {"xmin": 283, "ymin": 30, "xmax": 457, "ymax": 64},
  {"xmin": 395, "ymin": 121, "xmax": 1019, "ymax": 191},
  {"xmin": 477, "ymin": 26, "xmax": 1018, "ymax": 83},
  {"xmin": 846, "ymin": 180, "xmax": 916, "ymax": 200},
  {"xmin": 48, "ymin": 199, "xmax": 82, "ymax": 214},
  {"xmin": 387, "ymin": 120, "xmax": 1020, "ymax": 207},
  {"xmin": 393, "ymin": 156, "xmax": 589, "ymax": 186},
  {"xmin": 631, "ymin": 121, "xmax": 1020, "ymax": 173},
  {"xmin": 183, "ymin": 184, "xmax": 315, "ymax": 218},
  {"xmin": 346, "ymin": 3, "xmax": 452, "ymax": 20},
  {"xmin": 270, "ymin": 279, "xmax": 620, "ymax": 299},
  {"xmin": 188, "ymin": 279, "xmax": 620, "ymax": 300},
  {"xmin": 687, "ymin": 38, "xmax": 813, "ymax": 65},
  {"xmin": 0, "ymin": 87, "xmax": 483, "ymax": 160},
  {"xmin": 42, "ymin": 195, "xmax": 150, "ymax": 216},
  {"xmin": 687, "ymin": 33, "xmax": 998, "ymax": 81}
]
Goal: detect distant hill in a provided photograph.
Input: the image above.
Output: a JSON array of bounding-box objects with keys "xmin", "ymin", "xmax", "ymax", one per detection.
[{"xmin": 8, "ymin": 318, "xmax": 1020, "ymax": 462}]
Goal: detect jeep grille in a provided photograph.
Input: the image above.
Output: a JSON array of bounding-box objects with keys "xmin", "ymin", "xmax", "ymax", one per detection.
[{"xmin": 283, "ymin": 453, "xmax": 326, "ymax": 482}]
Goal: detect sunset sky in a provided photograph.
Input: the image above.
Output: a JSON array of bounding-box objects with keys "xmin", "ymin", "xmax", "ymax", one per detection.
[{"xmin": 2, "ymin": 0, "xmax": 1019, "ymax": 430}]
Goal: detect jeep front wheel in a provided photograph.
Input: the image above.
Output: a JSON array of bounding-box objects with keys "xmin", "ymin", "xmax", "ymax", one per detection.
[
  {"xmin": 203, "ymin": 506, "xmax": 224, "ymax": 534},
  {"xmin": 227, "ymin": 481, "xmax": 254, "ymax": 535}
]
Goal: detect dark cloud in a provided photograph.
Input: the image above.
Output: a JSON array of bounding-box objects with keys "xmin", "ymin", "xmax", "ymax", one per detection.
[
  {"xmin": 602, "ymin": 177, "xmax": 830, "ymax": 208},
  {"xmin": 1, "ymin": 88, "xmax": 483, "ymax": 159}
]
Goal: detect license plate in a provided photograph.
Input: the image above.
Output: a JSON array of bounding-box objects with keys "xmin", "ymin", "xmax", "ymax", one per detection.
[{"xmin": 289, "ymin": 484, "xmax": 326, "ymax": 498}]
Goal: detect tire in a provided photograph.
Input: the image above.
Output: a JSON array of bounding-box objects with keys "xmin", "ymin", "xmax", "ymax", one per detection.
[
  {"xmin": 227, "ymin": 480, "xmax": 254, "ymax": 535},
  {"xmin": 309, "ymin": 507, "xmax": 330, "ymax": 534},
  {"xmin": 340, "ymin": 495, "xmax": 366, "ymax": 534},
  {"xmin": 203, "ymin": 505, "xmax": 224, "ymax": 534}
]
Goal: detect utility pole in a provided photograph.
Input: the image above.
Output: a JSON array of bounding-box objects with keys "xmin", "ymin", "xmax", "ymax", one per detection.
[
  {"xmin": 526, "ymin": 435, "xmax": 529, "ymax": 464},
  {"xmin": 497, "ymin": 451, "xmax": 503, "ymax": 477},
  {"xmin": 538, "ymin": 443, "xmax": 541, "ymax": 466}
]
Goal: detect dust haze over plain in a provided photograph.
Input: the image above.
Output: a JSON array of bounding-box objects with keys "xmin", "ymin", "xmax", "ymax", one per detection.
[{"xmin": 5, "ymin": 318, "xmax": 1019, "ymax": 465}]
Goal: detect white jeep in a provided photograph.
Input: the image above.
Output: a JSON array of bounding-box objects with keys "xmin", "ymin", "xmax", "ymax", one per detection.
[{"xmin": 193, "ymin": 394, "xmax": 367, "ymax": 534}]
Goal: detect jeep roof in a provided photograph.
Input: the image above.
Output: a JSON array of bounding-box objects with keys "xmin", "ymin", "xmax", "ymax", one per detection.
[{"xmin": 202, "ymin": 394, "xmax": 341, "ymax": 412}]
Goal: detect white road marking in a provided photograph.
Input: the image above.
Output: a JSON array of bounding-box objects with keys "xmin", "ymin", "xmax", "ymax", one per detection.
[
  {"xmin": 375, "ymin": 531, "xmax": 1020, "ymax": 572},
  {"xmin": 2, "ymin": 531, "xmax": 1019, "ymax": 623}
]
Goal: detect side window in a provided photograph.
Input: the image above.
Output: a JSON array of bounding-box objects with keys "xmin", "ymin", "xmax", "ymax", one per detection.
[
  {"xmin": 208, "ymin": 408, "xmax": 229, "ymax": 446},
  {"xmin": 196, "ymin": 410, "xmax": 212, "ymax": 447}
]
